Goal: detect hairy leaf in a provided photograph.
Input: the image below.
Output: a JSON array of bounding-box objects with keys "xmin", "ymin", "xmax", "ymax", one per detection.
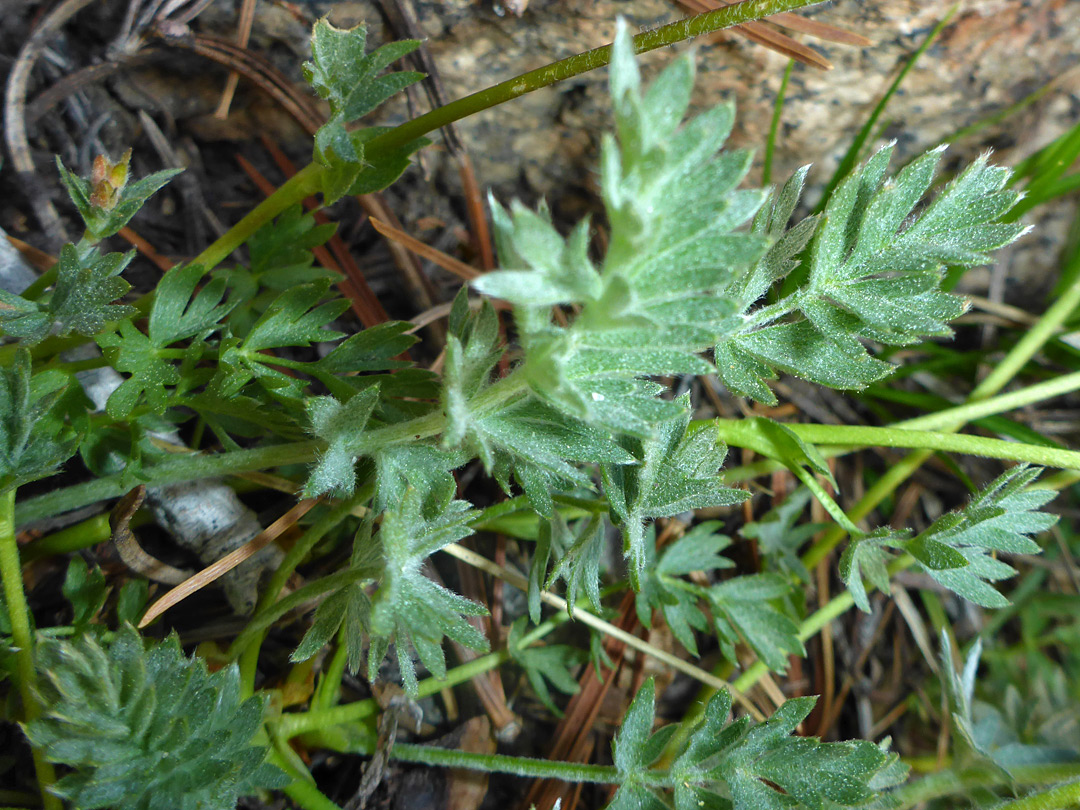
[
  {"xmin": 303, "ymin": 20, "xmax": 424, "ymax": 202},
  {"xmin": 0, "ymin": 246, "xmax": 136, "ymax": 344},
  {"xmin": 718, "ymin": 146, "xmax": 1026, "ymax": 403},
  {"xmin": 476, "ymin": 20, "xmax": 767, "ymax": 434},
  {"xmin": 607, "ymin": 679, "xmax": 907, "ymax": 810},
  {"xmin": 603, "ymin": 396, "xmax": 746, "ymax": 586},
  {"xmin": 636, "ymin": 522, "xmax": 734, "ymax": 656},
  {"xmin": 26, "ymin": 627, "xmax": 287, "ymax": 810},
  {"xmin": 840, "ymin": 465, "xmax": 1054, "ymax": 611},
  {"xmin": 0, "ymin": 349, "xmax": 79, "ymax": 492},
  {"xmin": 367, "ymin": 483, "xmax": 488, "ymax": 694}
]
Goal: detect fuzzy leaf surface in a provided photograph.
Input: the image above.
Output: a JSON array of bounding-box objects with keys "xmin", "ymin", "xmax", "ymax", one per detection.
[
  {"xmin": 607, "ymin": 681, "xmax": 907, "ymax": 809},
  {"xmin": 840, "ymin": 465, "xmax": 1054, "ymax": 611},
  {"xmin": 0, "ymin": 349, "xmax": 78, "ymax": 492},
  {"xmin": 603, "ymin": 397, "xmax": 746, "ymax": 586},
  {"xmin": 26, "ymin": 627, "xmax": 287, "ymax": 810}
]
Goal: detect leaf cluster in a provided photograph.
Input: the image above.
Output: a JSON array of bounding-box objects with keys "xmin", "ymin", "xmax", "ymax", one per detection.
[
  {"xmin": 608, "ymin": 678, "xmax": 908, "ymax": 810},
  {"xmin": 840, "ymin": 465, "xmax": 1057, "ymax": 611},
  {"xmin": 25, "ymin": 627, "xmax": 286, "ymax": 810},
  {"xmin": 303, "ymin": 19, "xmax": 427, "ymax": 202}
]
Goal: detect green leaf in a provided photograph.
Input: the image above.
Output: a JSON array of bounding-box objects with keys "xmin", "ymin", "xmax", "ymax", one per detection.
[
  {"xmin": 302, "ymin": 20, "xmax": 424, "ymax": 202},
  {"xmin": 293, "ymin": 516, "xmax": 379, "ymax": 672},
  {"xmin": 303, "ymin": 385, "xmax": 380, "ymax": 497},
  {"xmin": 150, "ymin": 264, "xmax": 236, "ymax": 345},
  {"xmin": 476, "ymin": 20, "xmax": 766, "ymax": 435},
  {"xmin": 115, "ymin": 580, "xmax": 149, "ymax": 626},
  {"xmin": 602, "ymin": 396, "xmax": 747, "ymax": 586},
  {"xmin": 740, "ymin": 487, "xmax": 821, "ymax": 582},
  {"xmin": 0, "ymin": 246, "xmax": 136, "ymax": 344},
  {"xmin": 543, "ymin": 512, "xmax": 606, "ymax": 619},
  {"xmin": 367, "ymin": 483, "xmax": 488, "ymax": 694},
  {"xmin": 96, "ymin": 320, "xmax": 183, "ymax": 419},
  {"xmin": 839, "ymin": 528, "xmax": 904, "ymax": 613},
  {"xmin": 608, "ymin": 680, "xmax": 907, "ymax": 810},
  {"xmin": 62, "ymin": 556, "xmax": 108, "ymax": 628},
  {"xmin": 507, "ymin": 617, "xmax": 585, "ymax": 717},
  {"xmin": 707, "ymin": 573, "xmax": 804, "ymax": 674},
  {"xmin": 940, "ymin": 633, "xmax": 1080, "ymax": 778},
  {"xmin": 0, "ymin": 349, "xmax": 79, "ymax": 492},
  {"xmin": 213, "ymin": 281, "xmax": 347, "ymax": 397},
  {"xmin": 716, "ymin": 146, "xmax": 1026, "ymax": 404},
  {"xmin": 94, "ymin": 262, "xmax": 237, "ymax": 419},
  {"xmin": 26, "ymin": 627, "xmax": 287, "ymax": 810},
  {"xmin": 839, "ymin": 465, "xmax": 1054, "ymax": 611},
  {"xmin": 636, "ymin": 522, "xmax": 733, "ymax": 656}
]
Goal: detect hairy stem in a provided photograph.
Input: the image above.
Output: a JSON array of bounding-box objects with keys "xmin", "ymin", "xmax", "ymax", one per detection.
[
  {"xmin": 992, "ymin": 780, "xmax": 1080, "ymax": 810},
  {"xmin": 389, "ymin": 743, "xmax": 623, "ymax": 784},
  {"xmin": 190, "ymin": 163, "xmax": 322, "ymax": 274},
  {"xmin": 0, "ymin": 489, "xmax": 61, "ymax": 810},
  {"xmin": 713, "ymin": 419, "xmax": 1080, "ymax": 472},
  {"xmin": 18, "ymin": 369, "xmax": 531, "ymax": 527},
  {"xmin": 362, "ymin": 0, "xmax": 826, "ymax": 164}
]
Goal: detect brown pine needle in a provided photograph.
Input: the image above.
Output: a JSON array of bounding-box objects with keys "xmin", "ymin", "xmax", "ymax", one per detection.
[
  {"xmin": 370, "ymin": 217, "xmax": 482, "ymax": 281},
  {"xmin": 139, "ymin": 497, "xmax": 320, "ymax": 628}
]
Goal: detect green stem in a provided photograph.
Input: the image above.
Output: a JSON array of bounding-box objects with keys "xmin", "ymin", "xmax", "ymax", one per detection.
[
  {"xmin": 762, "ymin": 59, "xmax": 794, "ymax": 186},
  {"xmin": 361, "ymin": 0, "xmax": 826, "ymax": 166},
  {"xmin": 16, "ymin": 441, "xmax": 319, "ymax": 526},
  {"xmin": 971, "ymin": 266, "xmax": 1080, "ymax": 401},
  {"xmin": 312, "ymin": 627, "xmax": 351, "ymax": 713},
  {"xmin": 389, "ymin": 743, "xmax": 623, "ymax": 784},
  {"xmin": 21, "ymin": 513, "xmax": 111, "ymax": 563},
  {"xmin": 19, "ymin": 370, "xmax": 529, "ymax": 528},
  {"xmin": 235, "ymin": 494, "xmax": 366, "ymax": 692},
  {"xmin": 714, "ymin": 419, "xmax": 1080, "ymax": 472},
  {"xmin": 893, "ymin": 370, "xmax": 1080, "ymax": 432},
  {"xmin": 190, "ymin": 163, "xmax": 322, "ymax": 274},
  {"xmin": 182, "ymin": 0, "xmax": 826, "ymax": 297},
  {"xmin": 265, "ymin": 748, "xmax": 343, "ymax": 810},
  {"xmin": 0, "ymin": 490, "xmax": 61, "ymax": 810},
  {"xmin": 985, "ymin": 780, "xmax": 1080, "ymax": 810}
]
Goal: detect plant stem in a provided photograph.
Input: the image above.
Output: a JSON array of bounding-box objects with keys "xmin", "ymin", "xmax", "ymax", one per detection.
[
  {"xmin": 390, "ymin": 743, "xmax": 623, "ymax": 784},
  {"xmin": 713, "ymin": 419, "xmax": 1080, "ymax": 472},
  {"xmin": 992, "ymin": 778, "xmax": 1080, "ymax": 810},
  {"xmin": 182, "ymin": 0, "xmax": 826, "ymax": 297},
  {"xmin": 18, "ymin": 370, "xmax": 530, "ymax": 528},
  {"xmin": 762, "ymin": 59, "xmax": 794, "ymax": 186},
  {"xmin": 16, "ymin": 440, "xmax": 319, "ymax": 526},
  {"xmin": 20, "ymin": 512, "xmax": 111, "ymax": 563},
  {"xmin": 971, "ymin": 266, "xmax": 1080, "ymax": 402},
  {"xmin": 190, "ymin": 163, "xmax": 322, "ymax": 274},
  {"xmin": 265, "ymin": 748, "xmax": 343, "ymax": 810},
  {"xmin": 0, "ymin": 490, "xmax": 61, "ymax": 810},
  {"xmin": 362, "ymin": 0, "xmax": 826, "ymax": 165},
  {"xmin": 893, "ymin": 370, "xmax": 1080, "ymax": 432}
]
